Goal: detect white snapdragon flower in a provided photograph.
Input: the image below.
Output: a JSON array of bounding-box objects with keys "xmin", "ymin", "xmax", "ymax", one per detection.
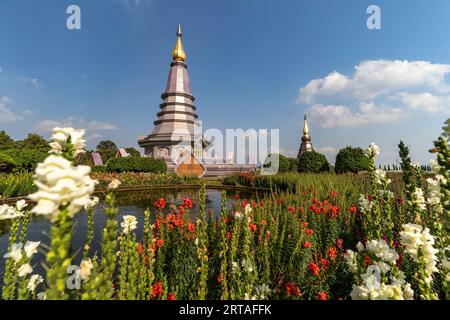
[
  {"xmin": 400, "ymin": 223, "xmax": 439, "ymax": 284},
  {"xmin": 429, "ymin": 159, "xmax": 440, "ymax": 173},
  {"xmin": 24, "ymin": 241, "xmax": 40, "ymax": 258},
  {"xmin": 244, "ymin": 204, "xmax": 252, "ymax": 215},
  {"xmin": 0, "ymin": 204, "xmax": 23, "ymax": 220},
  {"xmin": 120, "ymin": 215, "xmax": 138, "ymax": 234},
  {"xmin": 412, "ymin": 187, "xmax": 426, "ymax": 211},
  {"xmin": 27, "ymin": 274, "xmax": 44, "ymax": 292},
  {"xmin": 374, "ymin": 169, "xmax": 386, "ymax": 185},
  {"xmin": 28, "ymin": 155, "xmax": 98, "ymax": 219},
  {"xmin": 37, "ymin": 292, "xmax": 47, "ymax": 300},
  {"xmin": 18, "ymin": 263, "xmax": 33, "ymax": 277},
  {"xmin": 108, "ymin": 179, "xmax": 121, "ymax": 190},
  {"xmin": 358, "ymin": 194, "xmax": 373, "ymax": 213},
  {"xmin": 345, "ymin": 250, "xmax": 358, "ymax": 272},
  {"xmin": 15, "ymin": 199, "xmax": 28, "ymax": 211},
  {"xmin": 79, "ymin": 259, "xmax": 93, "ymax": 281},
  {"xmin": 426, "ymin": 175, "xmax": 446, "ymax": 208},
  {"xmin": 364, "ymin": 143, "xmax": 380, "ymax": 158},
  {"xmin": 234, "ymin": 211, "xmax": 243, "ymax": 220},
  {"xmin": 4, "ymin": 243, "xmax": 23, "ymax": 262},
  {"xmin": 49, "ymin": 127, "xmax": 86, "ymax": 157},
  {"xmin": 84, "ymin": 196, "xmax": 99, "ymax": 210}
]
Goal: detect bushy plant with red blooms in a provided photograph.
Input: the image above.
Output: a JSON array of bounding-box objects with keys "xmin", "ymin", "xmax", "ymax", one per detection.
[
  {"xmin": 167, "ymin": 292, "xmax": 176, "ymax": 300},
  {"xmin": 308, "ymin": 262, "xmax": 320, "ymax": 276},
  {"xmin": 317, "ymin": 291, "xmax": 328, "ymax": 300},
  {"xmin": 154, "ymin": 197, "xmax": 166, "ymax": 210},
  {"xmin": 285, "ymin": 282, "xmax": 301, "ymax": 299},
  {"xmin": 151, "ymin": 281, "xmax": 163, "ymax": 299}
]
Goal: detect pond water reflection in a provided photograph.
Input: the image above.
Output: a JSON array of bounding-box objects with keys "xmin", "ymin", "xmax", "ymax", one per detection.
[{"xmin": 0, "ymin": 188, "xmax": 260, "ymax": 286}]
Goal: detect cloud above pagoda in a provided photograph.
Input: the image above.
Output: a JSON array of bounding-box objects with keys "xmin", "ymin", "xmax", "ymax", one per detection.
[{"xmin": 297, "ymin": 60, "xmax": 450, "ymax": 128}]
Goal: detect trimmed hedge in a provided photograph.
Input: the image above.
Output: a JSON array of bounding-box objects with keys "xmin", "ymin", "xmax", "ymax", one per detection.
[{"xmin": 106, "ymin": 157, "xmax": 167, "ymax": 173}]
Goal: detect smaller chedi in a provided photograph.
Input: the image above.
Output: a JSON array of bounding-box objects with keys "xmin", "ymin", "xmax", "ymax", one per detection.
[{"xmin": 297, "ymin": 114, "xmax": 314, "ymax": 159}]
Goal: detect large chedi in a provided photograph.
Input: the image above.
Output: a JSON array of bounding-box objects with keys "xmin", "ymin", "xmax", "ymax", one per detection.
[
  {"xmin": 297, "ymin": 114, "xmax": 314, "ymax": 159},
  {"xmin": 138, "ymin": 24, "xmax": 204, "ymax": 162}
]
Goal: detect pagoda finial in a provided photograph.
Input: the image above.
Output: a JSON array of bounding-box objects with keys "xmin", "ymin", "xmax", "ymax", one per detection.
[
  {"xmin": 172, "ymin": 24, "xmax": 186, "ymax": 62},
  {"xmin": 303, "ymin": 114, "xmax": 309, "ymax": 136}
]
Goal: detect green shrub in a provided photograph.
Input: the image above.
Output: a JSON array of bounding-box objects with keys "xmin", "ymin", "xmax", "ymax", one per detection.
[
  {"xmin": 0, "ymin": 153, "xmax": 18, "ymax": 172},
  {"xmin": 263, "ymin": 153, "xmax": 292, "ymax": 173},
  {"xmin": 298, "ymin": 151, "xmax": 330, "ymax": 173},
  {"xmin": 106, "ymin": 157, "xmax": 167, "ymax": 173},
  {"xmin": 0, "ymin": 172, "xmax": 36, "ymax": 198},
  {"xmin": 1, "ymin": 148, "xmax": 47, "ymax": 171},
  {"xmin": 91, "ymin": 165, "xmax": 107, "ymax": 173},
  {"xmin": 335, "ymin": 147, "xmax": 369, "ymax": 173}
]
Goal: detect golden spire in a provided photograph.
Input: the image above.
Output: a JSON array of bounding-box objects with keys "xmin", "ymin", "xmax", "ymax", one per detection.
[
  {"xmin": 172, "ymin": 24, "xmax": 186, "ymax": 62},
  {"xmin": 303, "ymin": 114, "xmax": 309, "ymax": 137}
]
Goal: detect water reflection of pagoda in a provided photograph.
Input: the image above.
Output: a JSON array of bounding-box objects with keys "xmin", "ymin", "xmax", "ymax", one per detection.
[{"xmin": 138, "ymin": 25, "xmax": 253, "ymax": 177}]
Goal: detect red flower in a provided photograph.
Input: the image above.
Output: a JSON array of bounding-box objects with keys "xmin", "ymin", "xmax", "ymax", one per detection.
[
  {"xmin": 288, "ymin": 206, "xmax": 296, "ymax": 213},
  {"xmin": 226, "ymin": 232, "xmax": 232, "ymax": 240},
  {"xmin": 157, "ymin": 239, "xmax": 165, "ymax": 248},
  {"xmin": 327, "ymin": 247, "xmax": 338, "ymax": 260},
  {"xmin": 303, "ymin": 241, "xmax": 312, "ymax": 249},
  {"xmin": 319, "ymin": 258, "xmax": 329, "ymax": 269},
  {"xmin": 151, "ymin": 282, "xmax": 163, "ymax": 299},
  {"xmin": 154, "ymin": 197, "xmax": 166, "ymax": 210},
  {"xmin": 304, "ymin": 228, "xmax": 314, "ymax": 236},
  {"xmin": 241, "ymin": 200, "xmax": 249, "ymax": 209},
  {"xmin": 249, "ymin": 223, "xmax": 257, "ymax": 233},
  {"xmin": 317, "ymin": 291, "xmax": 328, "ymax": 300},
  {"xmin": 329, "ymin": 206, "xmax": 340, "ymax": 218},
  {"xmin": 187, "ymin": 222, "xmax": 196, "ymax": 233},
  {"xmin": 349, "ymin": 205, "xmax": 357, "ymax": 214},
  {"xmin": 308, "ymin": 262, "xmax": 320, "ymax": 276},
  {"xmin": 260, "ymin": 219, "xmax": 267, "ymax": 226},
  {"xmin": 182, "ymin": 197, "xmax": 193, "ymax": 209},
  {"xmin": 167, "ymin": 292, "xmax": 176, "ymax": 300},
  {"xmin": 137, "ymin": 243, "xmax": 143, "ymax": 255},
  {"xmin": 336, "ymin": 239, "xmax": 344, "ymax": 250},
  {"xmin": 234, "ymin": 194, "xmax": 240, "ymax": 200},
  {"xmin": 364, "ymin": 255, "xmax": 372, "ymax": 266},
  {"xmin": 397, "ymin": 197, "xmax": 404, "ymax": 206},
  {"xmin": 302, "ymin": 221, "xmax": 309, "ymax": 228},
  {"xmin": 285, "ymin": 282, "xmax": 301, "ymax": 297},
  {"xmin": 329, "ymin": 191, "xmax": 338, "ymax": 198},
  {"xmin": 217, "ymin": 274, "xmax": 222, "ymax": 284}
]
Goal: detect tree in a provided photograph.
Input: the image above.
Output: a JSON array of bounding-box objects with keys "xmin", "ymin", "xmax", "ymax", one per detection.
[
  {"xmin": 334, "ymin": 147, "xmax": 370, "ymax": 173},
  {"xmin": 263, "ymin": 153, "xmax": 291, "ymax": 173},
  {"xmin": 0, "ymin": 153, "xmax": 17, "ymax": 172},
  {"xmin": 443, "ymin": 118, "xmax": 450, "ymax": 137},
  {"xmin": 125, "ymin": 147, "xmax": 141, "ymax": 157},
  {"xmin": 17, "ymin": 133, "xmax": 50, "ymax": 152},
  {"xmin": 0, "ymin": 131, "xmax": 15, "ymax": 151},
  {"xmin": 2, "ymin": 148, "xmax": 47, "ymax": 171},
  {"xmin": 96, "ymin": 140, "xmax": 118, "ymax": 163},
  {"xmin": 288, "ymin": 157, "xmax": 298, "ymax": 172},
  {"xmin": 298, "ymin": 151, "xmax": 330, "ymax": 173}
]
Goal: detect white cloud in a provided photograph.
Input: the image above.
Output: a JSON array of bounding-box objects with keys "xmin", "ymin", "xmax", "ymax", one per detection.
[
  {"xmin": 396, "ymin": 92, "xmax": 450, "ymax": 114},
  {"xmin": 308, "ymin": 102, "xmax": 406, "ymax": 128},
  {"xmin": 86, "ymin": 134, "xmax": 104, "ymax": 141},
  {"xmin": 298, "ymin": 60, "xmax": 450, "ymax": 103},
  {"xmin": 0, "ymin": 96, "xmax": 23, "ymax": 123},
  {"xmin": 34, "ymin": 117, "xmax": 117, "ymax": 132},
  {"xmin": 21, "ymin": 77, "xmax": 43, "ymax": 88}
]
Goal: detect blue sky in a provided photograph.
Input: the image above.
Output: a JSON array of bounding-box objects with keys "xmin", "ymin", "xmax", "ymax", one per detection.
[{"xmin": 0, "ymin": 0, "xmax": 449, "ymax": 165}]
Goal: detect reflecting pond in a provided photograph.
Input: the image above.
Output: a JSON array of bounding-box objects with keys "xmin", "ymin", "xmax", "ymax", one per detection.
[{"xmin": 0, "ymin": 188, "xmax": 261, "ymax": 286}]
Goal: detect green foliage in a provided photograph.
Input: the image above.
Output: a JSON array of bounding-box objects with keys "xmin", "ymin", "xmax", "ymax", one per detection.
[
  {"xmin": 0, "ymin": 172, "xmax": 36, "ymax": 198},
  {"xmin": 335, "ymin": 147, "xmax": 370, "ymax": 173},
  {"xmin": 125, "ymin": 147, "xmax": 141, "ymax": 157},
  {"xmin": 443, "ymin": 118, "xmax": 450, "ymax": 138},
  {"xmin": 0, "ymin": 153, "xmax": 17, "ymax": 172},
  {"xmin": 97, "ymin": 140, "xmax": 118, "ymax": 163},
  {"xmin": 288, "ymin": 157, "xmax": 298, "ymax": 172},
  {"xmin": 17, "ymin": 133, "xmax": 50, "ymax": 152},
  {"xmin": 106, "ymin": 157, "xmax": 167, "ymax": 173},
  {"xmin": 74, "ymin": 151, "xmax": 93, "ymax": 166},
  {"xmin": 91, "ymin": 165, "xmax": 107, "ymax": 173},
  {"xmin": 0, "ymin": 131, "xmax": 16, "ymax": 151},
  {"xmin": 298, "ymin": 151, "xmax": 330, "ymax": 173},
  {"xmin": 263, "ymin": 153, "xmax": 292, "ymax": 173},
  {"xmin": 1, "ymin": 148, "xmax": 47, "ymax": 172}
]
